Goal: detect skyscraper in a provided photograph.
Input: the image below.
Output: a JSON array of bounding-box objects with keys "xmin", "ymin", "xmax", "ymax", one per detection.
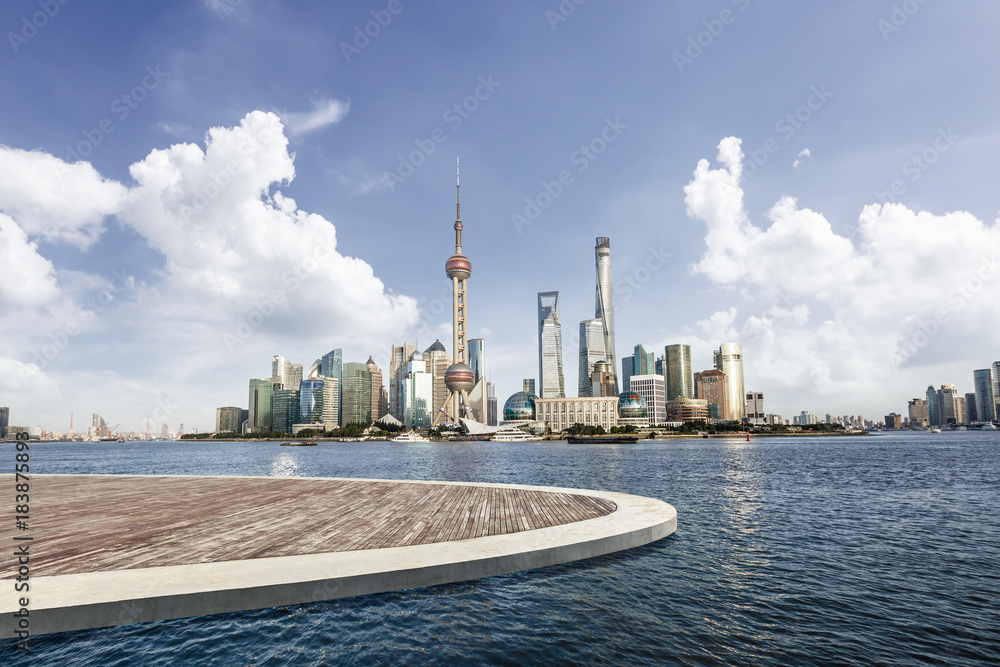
[
  {"xmin": 423, "ymin": 340, "xmax": 451, "ymax": 421},
  {"xmin": 523, "ymin": 379, "xmax": 536, "ymax": 394},
  {"xmin": 321, "ymin": 348, "xmax": 343, "ymax": 418},
  {"xmin": 594, "ymin": 237, "xmax": 618, "ymax": 394},
  {"xmin": 713, "ymin": 343, "xmax": 745, "ymax": 421},
  {"xmin": 367, "ymin": 356, "xmax": 385, "ymax": 422},
  {"xmin": 965, "ymin": 393, "xmax": 978, "ymax": 424},
  {"xmin": 973, "ymin": 368, "xmax": 996, "ymax": 423},
  {"xmin": 926, "ymin": 385, "xmax": 940, "ymax": 426},
  {"xmin": 248, "ymin": 378, "xmax": 274, "ymax": 432},
  {"xmin": 665, "ymin": 344, "xmax": 693, "ymax": 401},
  {"xmin": 579, "ymin": 318, "xmax": 605, "ymax": 397},
  {"xmin": 621, "ymin": 356, "xmax": 633, "ymax": 393},
  {"xmin": 633, "ymin": 344, "xmax": 655, "ymax": 375},
  {"xmin": 389, "ymin": 343, "xmax": 416, "ymax": 420},
  {"xmin": 271, "ymin": 389, "xmax": 301, "ymax": 433},
  {"xmin": 938, "ymin": 384, "xmax": 960, "ymax": 425},
  {"xmin": 992, "ymin": 361, "xmax": 1000, "ymax": 416},
  {"xmin": 0, "ymin": 407, "xmax": 8, "ymax": 439},
  {"xmin": 215, "ymin": 407, "xmax": 242, "ymax": 433},
  {"xmin": 402, "ymin": 351, "xmax": 434, "ymax": 427},
  {"xmin": 468, "ymin": 338, "xmax": 486, "ymax": 385},
  {"xmin": 342, "ymin": 362, "xmax": 373, "ymax": 424},
  {"xmin": 537, "ymin": 291, "xmax": 565, "ymax": 398}
]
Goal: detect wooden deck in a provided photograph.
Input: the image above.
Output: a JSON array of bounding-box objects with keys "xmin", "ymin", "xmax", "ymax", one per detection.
[{"xmin": 2, "ymin": 475, "xmax": 616, "ymax": 578}]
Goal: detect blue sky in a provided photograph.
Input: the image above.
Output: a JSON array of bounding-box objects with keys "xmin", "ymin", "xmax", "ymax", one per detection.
[{"xmin": 2, "ymin": 0, "xmax": 999, "ymax": 432}]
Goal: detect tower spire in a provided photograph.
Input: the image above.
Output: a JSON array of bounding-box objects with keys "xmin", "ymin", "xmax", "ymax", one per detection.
[{"xmin": 455, "ymin": 158, "xmax": 462, "ymax": 253}]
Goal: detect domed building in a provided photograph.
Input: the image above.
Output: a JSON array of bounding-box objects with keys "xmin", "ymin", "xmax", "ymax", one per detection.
[
  {"xmin": 617, "ymin": 391, "xmax": 649, "ymax": 427},
  {"xmin": 503, "ymin": 391, "xmax": 538, "ymax": 423}
]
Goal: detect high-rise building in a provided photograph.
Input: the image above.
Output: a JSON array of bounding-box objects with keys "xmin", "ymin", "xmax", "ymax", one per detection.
[
  {"xmin": 973, "ymin": 368, "xmax": 996, "ymax": 423},
  {"xmin": 468, "ymin": 338, "xmax": 486, "ymax": 385},
  {"xmin": 299, "ymin": 380, "xmax": 326, "ymax": 426},
  {"xmin": 579, "ymin": 318, "xmax": 606, "ymax": 397},
  {"xmin": 537, "ymin": 292, "xmax": 565, "ymax": 398},
  {"xmin": 248, "ymin": 379, "xmax": 274, "ymax": 432},
  {"xmin": 938, "ymin": 384, "xmax": 959, "ymax": 425},
  {"xmin": 665, "ymin": 344, "xmax": 694, "ymax": 401},
  {"xmin": 908, "ymin": 398, "xmax": 929, "ymax": 427},
  {"xmin": 621, "ymin": 356, "xmax": 634, "ymax": 393},
  {"xmin": 629, "ymin": 374, "xmax": 665, "ymax": 425},
  {"xmin": 965, "ymin": 393, "xmax": 978, "ymax": 424},
  {"xmin": 271, "ymin": 355, "xmax": 303, "ymax": 391},
  {"xmin": 695, "ymin": 369, "xmax": 727, "ymax": 421},
  {"xmin": 271, "ymin": 389, "xmax": 301, "ymax": 433},
  {"xmin": 713, "ymin": 343, "xmax": 745, "ymax": 421},
  {"xmin": 423, "ymin": 340, "xmax": 452, "ymax": 422},
  {"xmin": 389, "ymin": 343, "xmax": 416, "ymax": 421},
  {"xmin": 885, "ymin": 413, "xmax": 903, "ymax": 429},
  {"xmin": 215, "ymin": 406, "xmax": 242, "ymax": 433},
  {"xmin": 523, "ymin": 378, "xmax": 536, "ymax": 394},
  {"xmin": 993, "ymin": 361, "xmax": 1000, "ymax": 415},
  {"xmin": 0, "ymin": 407, "xmax": 8, "ymax": 439},
  {"xmin": 486, "ymin": 381, "xmax": 498, "ymax": 426},
  {"xmin": 926, "ymin": 385, "xmax": 940, "ymax": 426},
  {"xmin": 745, "ymin": 392, "xmax": 765, "ymax": 425},
  {"xmin": 589, "ymin": 360, "xmax": 617, "ymax": 397},
  {"xmin": 366, "ymin": 357, "xmax": 385, "ymax": 422},
  {"xmin": 321, "ymin": 348, "xmax": 343, "ymax": 418},
  {"xmin": 594, "ymin": 237, "xmax": 618, "ymax": 394},
  {"xmin": 342, "ymin": 362, "xmax": 373, "ymax": 424},
  {"xmin": 402, "ymin": 351, "xmax": 434, "ymax": 427},
  {"xmin": 633, "ymin": 344, "xmax": 654, "ymax": 376}
]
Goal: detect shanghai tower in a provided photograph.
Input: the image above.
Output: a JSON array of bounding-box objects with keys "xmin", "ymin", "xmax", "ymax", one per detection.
[{"xmin": 595, "ymin": 237, "xmax": 618, "ymax": 394}]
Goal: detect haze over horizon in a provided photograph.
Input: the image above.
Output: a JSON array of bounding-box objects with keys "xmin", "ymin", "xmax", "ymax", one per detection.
[{"xmin": 2, "ymin": 1, "xmax": 999, "ymax": 432}]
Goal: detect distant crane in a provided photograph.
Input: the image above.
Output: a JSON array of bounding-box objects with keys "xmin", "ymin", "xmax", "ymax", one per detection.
[
  {"xmin": 68, "ymin": 412, "xmax": 74, "ymax": 437},
  {"xmin": 145, "ymin": 416, "xmax": 151, "ymax": 441},
  {"xmin": 177, "ymin": 423, "xmax": 184, "ymax": 439}
]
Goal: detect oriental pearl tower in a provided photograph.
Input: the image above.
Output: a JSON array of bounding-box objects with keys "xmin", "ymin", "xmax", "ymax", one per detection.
[{"xmin": 437, "ymin": 159, "xmax": 476, "ymax": 425}]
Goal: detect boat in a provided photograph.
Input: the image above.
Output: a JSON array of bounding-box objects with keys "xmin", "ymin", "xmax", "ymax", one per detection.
[
  {"xmin": 982, "ymin": 423, "xmax": 997, "ymax": 430},
  {"xmin": 280, "ymin": 441, "xmax": 316, "ymax": 446},
  {"xmin": 491, "ymin": 426, "xmax": 543, "ymax": 442},
  {"xmin": 392, "ymin": 431, "xmax": 430, "ymax": 443},
  {"xmin": 928, "ymin": 427, "xmax": 942, "ymax": 434},
  {"xmin": 566, "ymin": 435, "xmax": 638, "ymax": 444}
]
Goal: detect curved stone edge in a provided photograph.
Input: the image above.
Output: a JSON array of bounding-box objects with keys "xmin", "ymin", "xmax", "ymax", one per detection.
[{"xmin": 2, "ymin": 477, "xmax": 676, "ymax": 637}]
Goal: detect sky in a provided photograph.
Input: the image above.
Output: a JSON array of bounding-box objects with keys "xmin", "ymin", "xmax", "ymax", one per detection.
[{"xmin": 1, "ymin": 0, "xmax": 999, "ymax": 433}]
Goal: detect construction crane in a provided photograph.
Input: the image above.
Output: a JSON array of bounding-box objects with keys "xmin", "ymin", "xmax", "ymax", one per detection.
[{"xmin": 145, "ymin": 416, "xmax": 151, "ymax": 441}]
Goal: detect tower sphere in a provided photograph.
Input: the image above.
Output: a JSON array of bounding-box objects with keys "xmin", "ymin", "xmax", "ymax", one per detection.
[
  {"xmin": 444, "ymin": 361, "xmax": 475, "ymax": 393},
  {"xmin": 445, "ymin": 254, "xmax": 472, "ymax": 280}
]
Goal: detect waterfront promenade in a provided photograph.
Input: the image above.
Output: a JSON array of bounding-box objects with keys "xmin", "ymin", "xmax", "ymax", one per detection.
[{"xmin": 1, "ymin": 474, "xmax": 676, "ymax": 636}]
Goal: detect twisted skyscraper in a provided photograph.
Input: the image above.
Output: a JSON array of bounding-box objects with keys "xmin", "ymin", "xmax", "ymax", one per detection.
[{"xmin": 594, "ymin": 237, "xmax": 618, "ymax": 395}]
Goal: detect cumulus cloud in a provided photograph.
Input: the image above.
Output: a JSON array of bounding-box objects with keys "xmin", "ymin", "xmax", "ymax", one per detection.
[
  {"xmin": 683, "ymin": 137, "xmax": 1000, "ymax": 407},
  {"xmin": 0, "ymin": 213, "xmax": 59, "ymax": 306},
  {"xmin": 0, "ymin": 146, "xmax": 127, "ymax": 248},
  {"xmin": 281, "ymin": 99, "xmax": 349, "ymax": 136}
]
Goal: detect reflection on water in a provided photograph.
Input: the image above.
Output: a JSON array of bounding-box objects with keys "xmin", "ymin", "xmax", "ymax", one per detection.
[{"xmin": 269, "ymin": 452, "xmax": 300, "ymax": 477}]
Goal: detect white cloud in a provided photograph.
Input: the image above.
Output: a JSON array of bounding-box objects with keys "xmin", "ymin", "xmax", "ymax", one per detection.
[
  {"xmin": 281, "ymin": 99, "xmax": 350, "ymax": 136},
  {"xmin": 0, "ymin": 146, "xmax": 127, "ymax": 248},
  {"xmin": 793, "ymin": 147, "xmax": 811, "ymax": 170},
  {"xmin": 682, "ymin": 137, "xmax": 1000, "ymax": 411},
  {"xmin": 0, "ymin": 213, "xmax": 59, "ymax": 306}
]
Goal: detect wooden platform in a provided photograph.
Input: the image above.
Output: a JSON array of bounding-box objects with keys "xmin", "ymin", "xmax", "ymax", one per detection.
[
  {"xmin": 5, "ymin": 475, "xmax": 616, "ymax": 577},
  {"xmin": 0, "ymin": 475, "xmax": 677, "ymax": 637}
]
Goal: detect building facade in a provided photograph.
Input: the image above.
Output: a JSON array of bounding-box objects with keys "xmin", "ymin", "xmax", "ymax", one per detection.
[
  {"xmin": 713, "ymin": 343, "xmax": 745, "ymax": 421},
  {"xmin": 0, "ymin": 407, "xmax": 8, "ymax": 439},
  {"xmin": 666, "ymin": 397, "xmax": 710, "ymax": 423},
  {"xmin": 908, "ymin": 398, "xmax": 929, "ymax": 427},
  {"xmin": 342, "ymin": 362, "xmax": 372, "ymax": 424},
  {"xmin": 745, "ymin": 391, "xmax": 765, "ymax": 425},
  {"xmin": 973, "ymin": 368, "xmax": 996, "ymax": 423},
  {"xmin": 423, "ymin": 340, "xmax": 451, "ymax": 421},
  {"xmin": 215, "ymin": 406, "xmax": 242, "ymax": 433},
  {"xmin": 695, "ymin": 369, "xmax": 728, "ymax": 421},
  {"xmin": 366, "ymin": 356, "xmax": 385, "ymax": 422},
  {"xmin": 579, "ymin": 318, "xmax": 606, "ymax": 397},
  {"xmin": 535, "ymin": 396, "xmax": 619, "ymax": 433},
  {"xmin": 271, "ymin": 390, "xmax": 302, "ymax": 433},
  {"xmin": 537, "ymin": 291, "xmax": 565, "ymax": 398},
  {"xmin": 389, "ymin": 343, "xmax": 415, "ymax": 420},
  {"xmin": 402, "ymin": 352, "xmax": 434, "ymax": 427},
  {"xmin": 665, "ymin": 344, "xmax": 693, "ymax": 401},
  {"xmin": 629, "ymin": 374, "xmax": 666, "ymax": 425},
  {"xmin": 594, "ymin": 237, "xmax": 618, "ymax": 394},
  {"xmin": 248, "ymin": 379, "xmax": 274, "ymax": 432},
  {"xmin": 468, "ymin": 338, "xmax": 486, "ymax": 385}
]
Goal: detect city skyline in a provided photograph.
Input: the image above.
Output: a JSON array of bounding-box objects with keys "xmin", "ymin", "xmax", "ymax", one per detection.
[{"xmin": 2, "ymin": 3, "xmax": 999, "ymax": 431}]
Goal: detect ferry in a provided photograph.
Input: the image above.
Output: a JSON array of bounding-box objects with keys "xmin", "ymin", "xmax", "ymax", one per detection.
[
  {"xmin": 392, "ymin": 431, "xmax": 430, "ymax": 443},
  {"xmin": 981, "ymin": 423, "xmax": 997, "ymax": 430},
  {"xmin": 491, "ymin": 426, "xmax": 543, "ymax": 442}
]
